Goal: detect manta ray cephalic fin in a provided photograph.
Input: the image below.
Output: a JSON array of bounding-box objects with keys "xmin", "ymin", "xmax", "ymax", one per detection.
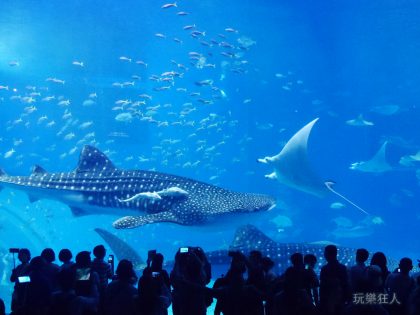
[{"xmin": 113, "ymin": 211, "xmax": 181, "ymax": 229}]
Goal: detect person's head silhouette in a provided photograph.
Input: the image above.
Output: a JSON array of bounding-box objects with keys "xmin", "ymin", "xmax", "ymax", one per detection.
[{"xmin": 324, "ymin": 245, "xmax": 338, "ymax": 263}]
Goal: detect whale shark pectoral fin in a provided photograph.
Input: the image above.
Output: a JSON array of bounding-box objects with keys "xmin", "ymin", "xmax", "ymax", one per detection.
[
  {"xmin": 70, "ymin": 206, "xmax": 89, "ymax": 217},
  {"xmin": 112, "ymin": 211, "xmax": 181, "ymax": 229}
]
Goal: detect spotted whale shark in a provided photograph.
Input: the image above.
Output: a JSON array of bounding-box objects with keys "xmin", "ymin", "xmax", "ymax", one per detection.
[
  {"xmin": 0, "ymin": 145, "xmax": 276, "ymax": 229},
  {"xmin": 95, "ymin": 224, "xmax": 408, "ymax": 274}
]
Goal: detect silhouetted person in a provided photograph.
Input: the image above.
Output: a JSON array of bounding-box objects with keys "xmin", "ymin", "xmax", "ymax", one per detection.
[
  {"xmin": 49, "ymin": 268, "xmax": 92, "ymax": 315},
  {"xmin": 41, "ymin": 248, "xmax": 60, "ymax": 291},
  {"xmin": 58, "ymin": 249, "xmax": 74, "ymax": 271},
  {"xmin": 91, "ymin": 245, "xmax": 112, "ymax": 314},
  {"xmin": 104, "ymin": 259, "xmax": 137, "ymax": 315},
  {"xmin": 408, "ymin": 276, "xmax": 420, "ymax": 315},
  {"xmin": 274, "ymin": 252, "xmax": 316, "ymax": 315},
  {"xmin": 150, "ymin": 253, "xmax": 170, "ymax": 289},
  {"xmin": 304, "ymin": 253, "xmax": 320, "ymax": 307},
  {"xmin": 137, "ymin": 267, "xmax": 172, "ymax": 315},
  {"xmin": 10, "ymin": 248, "xmax": 31, "ymax": 312},
  {"xmin": 413, "ymin": 260, "xmax": 420, "ymax": 285},
  {"xmin": 247, "ymin": 250, "xmax": 265, "ymax": 291},
  {"xmin": 283, "ymin": 253, "xmax": 306, "ymax": 292},
  {"xmin": 385, "ymin": 257, "xmax": 415, "ymax": 315},
  {"xmin": 91, "ymin": 245, "xmax": 112, "ymax": 293},
  {"xmin": 348, "ymin": 248, "xmax": 369, "ymax": 292},
  {"xmin": 370, "ymin": 252, "xmax": 390, "ymax": 291},
  {"xmin": 74, "ymin": 251, "xmax": 100, "ymax": 315},
  {"xmin": 319, "ymin": 245, "xmax": 350, "ymax": 315},
  {"xmin": 344, "ymin": 265, "xmax": 389, "ymax": 315},
  {"xmin": 213, "ymin": 251, "xmax": 249, "ymax": 315},
  {"xmin": 170, "ymin": 248, "xmax": 211, "ymax": 315},
  {"xmin": 20, "ymin": 256, "xmax": 52, "ymax": 315},
  {"xmin": 0, "ymin": 298, "xmax": 5, "ymax": 315}
]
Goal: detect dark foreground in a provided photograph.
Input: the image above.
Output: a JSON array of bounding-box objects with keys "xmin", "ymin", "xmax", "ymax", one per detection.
[{"xmin": 1, "ymin": 244, "xmax": 420, "ymax": 315}]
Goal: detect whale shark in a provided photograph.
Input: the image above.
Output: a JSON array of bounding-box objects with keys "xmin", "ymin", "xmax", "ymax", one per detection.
[
  {"xmin": 0, "ymin": 145, "xmax": 276, "ymax": 229},
  {"xmin": 95, "ymin": 225, "xmax": 408, "ymax": 274},
  {"xmin": 257, "ymin": 118, "xmax": 369, "ymax": 215}
]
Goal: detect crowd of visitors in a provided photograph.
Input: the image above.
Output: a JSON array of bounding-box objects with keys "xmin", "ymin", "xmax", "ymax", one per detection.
[{"xmin": 1, "ymin": 244, "xmax": 419, "ymax": 315}]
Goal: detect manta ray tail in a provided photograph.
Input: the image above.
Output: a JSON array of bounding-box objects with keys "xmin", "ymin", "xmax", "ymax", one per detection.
[{"xmin": 324, "ymin": 181, "xmax": 370, "ymax": 215}]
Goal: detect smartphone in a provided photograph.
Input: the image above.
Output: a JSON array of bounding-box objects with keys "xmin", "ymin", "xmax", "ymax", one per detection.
[
  {"xmin": 18, "ymin": 276, "xmax": 31, "ymax": 283},
  {"xmin": 180, "ymin": 247, "xmax": 189, "ymax": 253},
  {"xmin": 108, "ymin": 255, "xmax": 114, "ymax": 264},
  {"xmin": 152, "ymin": 272, "xmax": 160, "ymax": 277},
  {"xmin": 9, "ymin": 248, "xmax": 19, "ymax": 254},
  {"xmin": 305, "ymin": 264, "xmax": 309, "ymax": 270}
]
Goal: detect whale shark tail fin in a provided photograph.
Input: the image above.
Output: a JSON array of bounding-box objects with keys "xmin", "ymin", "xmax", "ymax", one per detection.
[{"xmin": 94, "ymin": 228, "xmax": 145, "ymax": 270}]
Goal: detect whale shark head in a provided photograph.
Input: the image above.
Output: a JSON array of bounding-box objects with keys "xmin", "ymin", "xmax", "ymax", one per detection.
[{"xmin": 226, "ymin": 192, "xmax": 276, "ymax": 214}]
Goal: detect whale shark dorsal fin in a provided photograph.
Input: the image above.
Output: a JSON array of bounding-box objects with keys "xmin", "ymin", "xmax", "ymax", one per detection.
[
  {"xmin": 76, "ymin": 145, "xmax": 116, "ymax": 173},
  {"xmin": 32, "ymin": 165, "xmax": 47, "ymax": 175},
  {"xmin": 258, "ymin": 118, "xmax": 327, "ymax": 197},
  {"xmin": 230, "ymin": 224, "xmax": 275, "ymax": 250},
  {"xmin": 94, "ymin": 228, "xmax": 145, "ymax": 269}
]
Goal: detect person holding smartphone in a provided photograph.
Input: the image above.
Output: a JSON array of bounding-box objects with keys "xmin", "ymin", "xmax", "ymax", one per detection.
[
  {"xmin": 9, "ymin": 248, "xmax": 31, "ymax": 312},
  {"xmin": 150, "ymin": 253, "xmax": 170, "ymax": 289}
]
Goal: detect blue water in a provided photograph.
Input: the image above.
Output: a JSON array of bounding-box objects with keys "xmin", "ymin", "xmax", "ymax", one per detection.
[{"xmin": 1, "ymin": 0, "xmax": 420, "ymax": 311}]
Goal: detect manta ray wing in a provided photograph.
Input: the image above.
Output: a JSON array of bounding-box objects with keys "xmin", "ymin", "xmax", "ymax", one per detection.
[
  {"xmin": 258, "ymin": 118, "xmax": 327, "ymax": 197},
  {"xmin": 259, "ymin": 118, "xmax": 370, "ymax": 215},
  {"xmin": 350, "ymin": 141, "xmax": 392, "ymax": 173}
]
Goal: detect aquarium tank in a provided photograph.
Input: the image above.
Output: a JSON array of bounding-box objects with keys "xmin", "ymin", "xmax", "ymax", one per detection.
[{"xmin": 0, "ymin": 0, "xmax": 419, "ymax": 312}]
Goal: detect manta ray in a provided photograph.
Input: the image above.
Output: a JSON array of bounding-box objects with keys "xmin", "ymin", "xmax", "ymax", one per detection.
[
  {"xmin": 350, "ymin": 141, "xmax": 392, "ymax": 173},
  {"xmin": 257, "ymin": 118, "xmax": 369, "ymax": 214},
  {"xmin": 95, "ymin": 224, "xmax": 407, "ymax": 274},
  {"xmin": 0, "ymin": 145, "xmax": 276, "ymax": 229}
]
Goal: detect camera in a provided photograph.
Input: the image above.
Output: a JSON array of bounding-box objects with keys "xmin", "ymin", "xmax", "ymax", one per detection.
[
  {"xmin": 9, "ymin": 248, "xmax": 19, "ymax": 254},
  {"xmin": 152, "ymin": 272, "xmax": 160, "ymax": 278}
]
